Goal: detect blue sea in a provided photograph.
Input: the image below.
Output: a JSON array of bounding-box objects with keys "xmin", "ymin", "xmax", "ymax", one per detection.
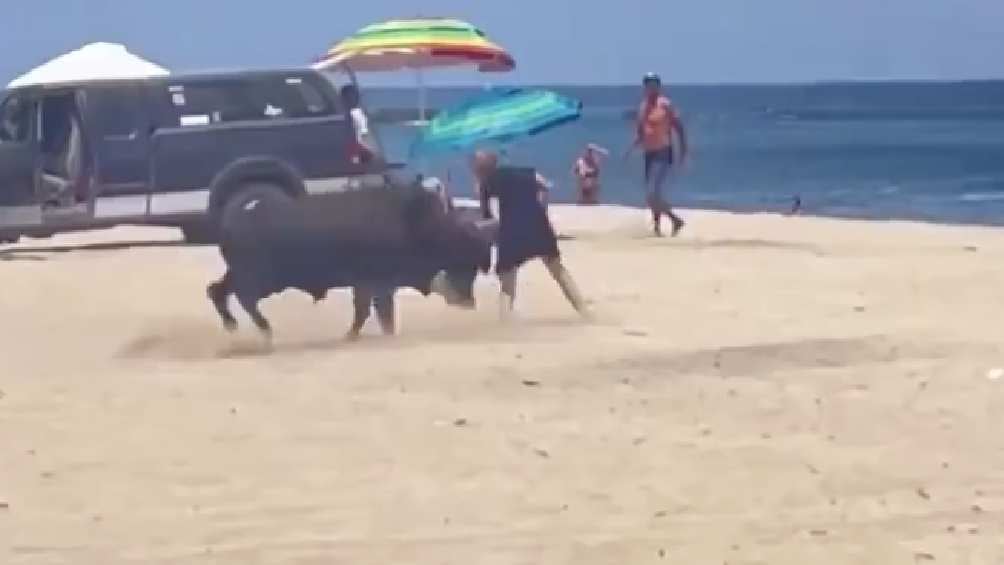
[{"xmin": 366, "ymin": 81, "xmax": 1004, "ymax": 226}]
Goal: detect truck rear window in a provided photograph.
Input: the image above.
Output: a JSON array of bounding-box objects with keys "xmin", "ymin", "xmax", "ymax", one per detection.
[{"xmin": 165, "ymin": 76, "xmax": 336, "ymax": 126}]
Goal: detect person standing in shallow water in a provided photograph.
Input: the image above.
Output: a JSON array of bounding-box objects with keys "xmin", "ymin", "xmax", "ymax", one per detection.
[
  {"xmin": 572, "ymin": 143, "xmax": 608, "ymax": 205},
  {"xmin": 472, "ymin": 150, "xmax": 590, "ymax": 319},
  {"xmin": 629, "ymin": 72, "xmax": 689, "ymax": 237}
]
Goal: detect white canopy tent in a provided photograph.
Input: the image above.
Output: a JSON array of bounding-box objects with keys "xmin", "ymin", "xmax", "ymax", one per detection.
[{"xmin": 7, "ymin": 42, "xmax": 169, "ymax": 89}]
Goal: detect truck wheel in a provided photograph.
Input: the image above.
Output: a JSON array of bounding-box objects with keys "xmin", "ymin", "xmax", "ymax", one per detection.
[{"xmin": 220, "ymin": 182, "xmax": 293, "ymax": 220}]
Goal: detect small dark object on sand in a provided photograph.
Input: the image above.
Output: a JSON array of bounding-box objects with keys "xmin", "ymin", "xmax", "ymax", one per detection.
[
  {"xmin": 916, "ymin": 487, "xmax": 931, "ymax": 500},
  {"xmin": 521, "ymin": 380, "xmax": 541, "ymax": 387},
  {"xmin": 453, "ymin": 418, "xmax": 468, "ymax": 427}
]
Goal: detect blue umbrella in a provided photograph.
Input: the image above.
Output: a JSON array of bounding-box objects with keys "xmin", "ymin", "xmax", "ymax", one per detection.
[{"xmin": 410, "ymin": 88, "xmax": 583, "ymax": 157}]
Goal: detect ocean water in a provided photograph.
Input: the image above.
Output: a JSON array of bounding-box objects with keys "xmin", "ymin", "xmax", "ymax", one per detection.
[{"xmin": 366, "ymin": 81, "xmax": 1004, "ymax": 226}]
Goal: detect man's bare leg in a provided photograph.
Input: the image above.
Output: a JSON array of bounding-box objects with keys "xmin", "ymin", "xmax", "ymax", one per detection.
[
  {"xmin": 499, "ymin": 269, "xmax": 518, "ymax": 320},
  {"xmin": 543, "ymin": 257, "xmax": 590, "ymax": 317}
]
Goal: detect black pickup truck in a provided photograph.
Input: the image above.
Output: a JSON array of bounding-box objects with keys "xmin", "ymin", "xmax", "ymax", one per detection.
[{"xmin": 0, "ymin": 67, "xmax": 388, "ymax": 243}]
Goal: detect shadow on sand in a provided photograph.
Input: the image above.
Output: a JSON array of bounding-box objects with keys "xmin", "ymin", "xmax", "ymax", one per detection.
[
  {"xmin": 117, "ymin": 314, "xmax": 601, "ymax": 362},
  {"xmin": 627, "ymin": 236, "xmax": 826, "ymax": 255},
  {"xmin": 0, "ymin": 239, "xmax": 199, "ymax": 261}
]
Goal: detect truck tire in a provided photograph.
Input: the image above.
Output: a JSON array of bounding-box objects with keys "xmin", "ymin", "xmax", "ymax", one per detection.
[
  {"xmin": 187, "ymin": 182, "xmax": 293, "ymax": 244},
  {"xmin": 219, "ymin": 181, "xmax": 294, "ymax": 224}
]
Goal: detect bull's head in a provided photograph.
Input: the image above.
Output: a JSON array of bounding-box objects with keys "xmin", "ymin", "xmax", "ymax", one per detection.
[
  {"xmin": 432, "ymin": 268, "xmax": 478, "ymax": 309},
  {"xmin": 430, "ymin": 219, "xmax": 493, "ymax": 310}
]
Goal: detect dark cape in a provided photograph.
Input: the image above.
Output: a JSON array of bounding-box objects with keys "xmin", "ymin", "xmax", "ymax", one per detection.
[{"xmin": 480, "ymin": 166, "xmax": 560, "ymax": 274}]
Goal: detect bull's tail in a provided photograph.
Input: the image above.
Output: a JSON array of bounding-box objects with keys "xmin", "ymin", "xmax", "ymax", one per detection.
[{"xmin": 207, "ymin": 271, "xmax": 238, "ymax": 331}]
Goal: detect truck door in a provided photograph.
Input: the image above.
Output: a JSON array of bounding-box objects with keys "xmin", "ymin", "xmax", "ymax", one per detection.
[
  {"xmin": 0, "ymin": 92, "xmax": 41, "ymax": 228},
  {"xmin": 84, "ymin": 84, "xmax": 151, "ymax": 198}
]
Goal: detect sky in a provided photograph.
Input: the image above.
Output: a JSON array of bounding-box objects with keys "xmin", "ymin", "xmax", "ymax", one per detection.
[{"xmin": 5, "ymin": 0, "xmax": 1004, "ymax": 86}]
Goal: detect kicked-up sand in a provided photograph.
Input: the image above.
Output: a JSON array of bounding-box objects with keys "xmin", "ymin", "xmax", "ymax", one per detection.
[{"xmin": 1, "ymin": 205, "xmax": 1003, "ymax": 564}]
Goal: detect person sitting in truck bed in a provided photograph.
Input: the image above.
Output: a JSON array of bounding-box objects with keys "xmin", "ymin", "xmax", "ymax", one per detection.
[{"xmin": 340, "ymin": 84, "xmax": 380, "ymax": 165}]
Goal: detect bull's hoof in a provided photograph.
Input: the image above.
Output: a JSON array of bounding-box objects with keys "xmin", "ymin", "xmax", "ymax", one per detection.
[
  {"xmin": 345, "ymin": 330, "xmax": 362, "ymax": 342},
  {"xmin": 223, "ymin": 319, "xmax": 238, "ymax": 332}
]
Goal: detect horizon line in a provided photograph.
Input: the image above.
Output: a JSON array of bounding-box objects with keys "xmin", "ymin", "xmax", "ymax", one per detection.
[{"xmin": 359, "ymin": 76, "xmax": 1004, "ymax": 89}]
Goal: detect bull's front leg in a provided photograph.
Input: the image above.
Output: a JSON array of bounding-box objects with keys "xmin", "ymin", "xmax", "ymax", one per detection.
[
  {"xmin": 207, "ymin": 272, "xmax": 238, "ymax": 331},
  {"xmin": 346, "ymin": 286, "xmax": 373, "ymax": 341}
]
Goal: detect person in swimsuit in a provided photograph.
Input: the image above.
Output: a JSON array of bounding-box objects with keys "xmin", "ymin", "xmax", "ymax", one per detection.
[
  {"xmin": 572, "ymin": 143, "xmax": 608, "ymax": 205},
  {"xmin": 630, "ymin": 72, "xmax": 689, "ymax": 237},
  {"xmin": 472, "ymin": 150, "xmax": 590, "ymax": 320}
]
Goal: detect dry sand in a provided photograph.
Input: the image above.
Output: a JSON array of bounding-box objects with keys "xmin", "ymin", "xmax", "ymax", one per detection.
[{"xmin": 2, "ymin": 206, "xmax": 1003, "ymax": 564}]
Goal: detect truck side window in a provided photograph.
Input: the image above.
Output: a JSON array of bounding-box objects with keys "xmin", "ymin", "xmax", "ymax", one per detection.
[
  {"xmin": 166, "ymin": 77, "xmax": 337, "ymax": 126},
  {"xmin": 88, "ymin": 87, "xmax": 144, "ymax": 138},
  {"xmin": 0, "ymin": 95, "xmax": 30, "ymax": 144},
  {"xmin": 168, "ymin": 81, "xmax": 262, "ymax": 125},
  {"xmin": 280, "ymin": 77, "xmax": 335, "ymax": 117}
]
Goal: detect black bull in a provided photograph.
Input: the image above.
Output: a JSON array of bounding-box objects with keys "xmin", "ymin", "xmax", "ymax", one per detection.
[{"xmin": 206, "ymin": 185, "xmax": 493, "ymax": 341}]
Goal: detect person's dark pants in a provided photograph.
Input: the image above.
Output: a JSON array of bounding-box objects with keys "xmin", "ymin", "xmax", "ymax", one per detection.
[{"xmin": 643, "ymin": 146, "xmax": 683, "ymax": 235}]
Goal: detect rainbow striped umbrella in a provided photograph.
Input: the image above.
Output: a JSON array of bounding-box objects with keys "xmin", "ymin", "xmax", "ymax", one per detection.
[
  {"xmin": 411, "ymin": 88, "xmax": 582, "ymax": 157},
  {"xmin": 315, "ymin": 18, "xmax": 515, "ymax": 122},
  {"xmin": 316, "ymin": 17, "xmax": 515, "ymax": 72}
]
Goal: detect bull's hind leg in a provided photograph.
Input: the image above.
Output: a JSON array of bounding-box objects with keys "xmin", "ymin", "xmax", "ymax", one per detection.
[
  {"xmin": 373, "ymin": 291, "xmax": 396, "ymax": 336},
  {"xmin": 346, "ymin": 287, "xmax": 373, "ymax": 341},
  {"xmin": 207, "ymin": 273, "xmax": 238, "ymax": 331},
  {"xmin": 235, "ymin": 291, "xmax": 273, "ymax": 347}
]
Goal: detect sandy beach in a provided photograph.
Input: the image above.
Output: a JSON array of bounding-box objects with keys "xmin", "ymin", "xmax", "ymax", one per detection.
[{"xmin": 2, "ymin": 205, "xmax": 1003, "ymax": 564}]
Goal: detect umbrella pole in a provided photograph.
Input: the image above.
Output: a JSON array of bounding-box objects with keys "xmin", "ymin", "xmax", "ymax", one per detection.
[
  {"xmin": 414, "ymin": 68, "xmax": 429, "ymax": 175},
  {"xmin": 416, "ymin": 67, "xmax": 427, "ymax": 123}
]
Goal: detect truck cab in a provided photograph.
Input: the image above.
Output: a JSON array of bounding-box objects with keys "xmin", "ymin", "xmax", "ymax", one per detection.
[{"xmin": 0, "ymin": 66, "xmax": 388, "ymax": 243}]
